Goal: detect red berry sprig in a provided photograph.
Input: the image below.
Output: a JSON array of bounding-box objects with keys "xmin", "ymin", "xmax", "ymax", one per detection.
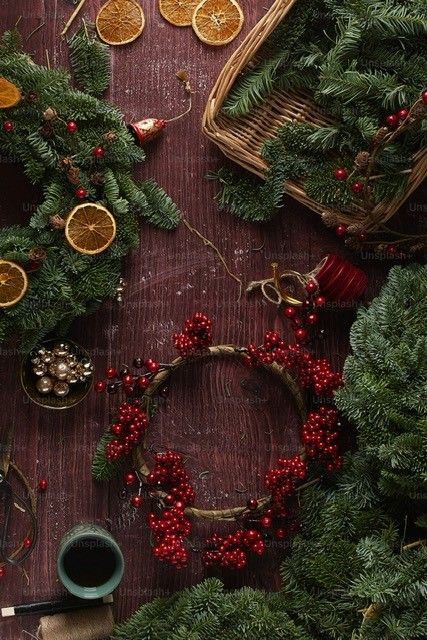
[
  {"xmin": 173, "ymin": 312, "xmax": 213, "ymax": 357},
  {"xmin": 147, "ymin": 451, "xmax": 194, "ymax": 568},
  {"xmin": 106, "ymin": 402, "xmax": 148, "ymax": 462},
  {"xmin": 303, "ymin": 406, "xmax": 342, "ymax": 472},
  {"xmin": 202, "ymin": 529, "xmax": 265, "ymax": 570}
]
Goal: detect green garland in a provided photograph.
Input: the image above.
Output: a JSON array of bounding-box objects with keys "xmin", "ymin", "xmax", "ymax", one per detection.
[
  {"xmin": 0, "ymin": 28, "xmax": 179, "ymax": 350},
  {"xmin": 114, "ymin": 265, "xmax": 427, "ymax": 640},
  {"xmin": 213, "ymin": 0, "xmax": 427, "ymax": 245}
]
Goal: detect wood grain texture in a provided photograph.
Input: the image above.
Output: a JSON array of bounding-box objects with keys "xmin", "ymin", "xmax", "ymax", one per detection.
[{"xmin": 0, "ymin": 0, "xmax": 425, "ymax": 637}]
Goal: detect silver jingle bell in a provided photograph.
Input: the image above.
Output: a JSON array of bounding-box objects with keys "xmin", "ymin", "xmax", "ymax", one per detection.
[{"xmin": 54, "ymin": 360, "xmax": 70, "ymax": 381}]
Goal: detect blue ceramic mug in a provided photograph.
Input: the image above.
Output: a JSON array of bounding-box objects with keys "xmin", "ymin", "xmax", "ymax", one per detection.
[{"xmin": 57, "ymin": 524, "xmax": 124, "ymax": 599}]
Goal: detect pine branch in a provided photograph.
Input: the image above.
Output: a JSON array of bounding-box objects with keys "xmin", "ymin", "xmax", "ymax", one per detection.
[{"xmin": 69, "ymin": 24, "xmax": 110, "ymax": 96}]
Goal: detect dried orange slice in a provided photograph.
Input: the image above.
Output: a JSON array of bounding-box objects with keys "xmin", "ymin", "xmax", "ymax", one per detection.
[
  {"xmin": 65, "ymin": 203, "xmax": 117, "ymax": 255},
  {"xmin": 0, "ymin": 260, "xmax": 28, "ymax": 308},
  {"xmin": 192, "ymin": 0, "xmax": 243, "ymax": 46},
  {"xmin": 96, "ymin": 0, "xmax": 145, "ymax": 45},
  {"xmin": 159, "ymin": 0, "xmax": 199, "ymax": 26},
  {"xmin": 0, "ymin": 77, "xmax": 21, "ymax": 109}
]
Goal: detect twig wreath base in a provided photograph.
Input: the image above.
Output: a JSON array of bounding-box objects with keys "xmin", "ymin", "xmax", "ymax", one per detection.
[{"xmin": 93, "ymin": 314, "xmax": 343, "ymax": 570}]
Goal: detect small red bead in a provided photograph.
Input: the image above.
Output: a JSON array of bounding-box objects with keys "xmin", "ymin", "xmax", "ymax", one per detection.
[
  {"xmin": 335, "ymin": 224, "xmax": 348, "ymax": 237},
  {"xmin": 2, "ymin": 120, "xmax": 14, "ymax": 132},
  {"xmin": 66, "ymin": 120, "xmax": 78, "ymax": 133},
  {"xmin": 358, "ymin": 231, "xmax": 368, "ymax": 242},
  {"xmin": 314, "ymin": 295, "xmax": 326, "ymax": 307},
  {"xmin": 23, "ymin": 537, "xmax": 32, "ymax": 549},
  {"xmin": 75, "ymin": 187, "xmax": 87, "ymax": 199},
  {"xmin": 38, "ymin": 479, "xmax": 48, "ymax": 492},
  {"xmin": 334, "ymin": 167, "xmax": 348, "ymax": 181},
  {"xmin": 422, "ymin": 90, "xmax": 427, "ymax": 102},
  {"xmin": 0, "ymin": 567, "xmax": 5, "ymax": 577},
  {"xmin": 93, "ymin": 146, "xmax": 106, "ymax": 158},
  {"xmin": 122, "ymin": 373, "xmax": 134, "ymax": 386},
  {"xmin": 284, "ymin": 306, "xmax": 297, "ymax": 319},
  {"xmin": 124, "ymin": 472, "xmax": 138, "ymax": 486},
  {"xmin": 307, "ymin": 312, "xmax": 318, "ymax": 325},
  {"xmin": 351, "ymin": 181, "xmax": 364, "ymax": 194},
  {"xmin": 295, "ymin": 328, "xmax": 309, "ymax": 343},
  {"xmin": 275, "ymin": 528, "xmax": 286, "ymax": 539},
  {"xmin": 137, "ymin": 376, "xmax": 150, "ymax": 390},
  {"xmin": 247, "ymin": 498, "xmax": 258, "ymax": 510},
  {"xmin": 305, "ymin": 280, "xmax": 317, "ymax": 294},
  {"xmin": 131, "ymin": 495, "xmax": 144, "ymax": 508},
  {"xmin": 94, "ymin": 380, "xmax": 106, "ymax": 393},
  {"xmin": 106, "ymin": 367, "xmax": 118, "ymax": 379},
  {"xmin": 261, "ymin": 515, "xmax": 272, "ymax": 528},
  {"xmin": 386, "ymin": 244, "xmax": 398, "ymax": 255},
  {"xmin": 145, "ymin": 359, "xmax": 160, "ymax": 373},
  {"xmin": 398, "ymin": 108, "xmax": 409, "ymax": 120},
  {"xmin": 386, "ymin": 113, "xmax": 399, "ymax": 128}
]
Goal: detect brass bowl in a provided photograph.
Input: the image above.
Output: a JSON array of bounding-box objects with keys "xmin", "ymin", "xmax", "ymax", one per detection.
[{"xmin": 21, "ymin": 339, "xmax": 93, "ymax": 410}]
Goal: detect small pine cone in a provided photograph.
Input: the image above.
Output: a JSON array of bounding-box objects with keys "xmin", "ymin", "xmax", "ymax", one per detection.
[
  {"xmin": 321, "ymin": 211, "xmax": 339, "ymax": 227},
  {"xmin": 104, "ymin": 130, "xmax": 117, "ymax": 143},
  {"xmin": 60, "ymin": 156, "xmax": 74, "ymax": 169},
  {"xmin": 43, "ymin": 107, "xmax": 58, "ymax": 121},
  {"xmin": 407, "ymin": 242, "xmax": 426, "ymax": 254},
  {"xmin": 29, "ymin": 246, "xmax": 47, "ymax": 262},
  {"xmin": 410, "ymin": 102, "xmax": 427, "ymax": 119},
  {"xmin": 50, "ymin": 214, "xmax": 66, "ymax": 230},
  {"xmin": 67, "ymin": 167, "xmax": 81, "ymax": 185},
  {"xmin": 90, "ymin": 171, "xmax": 105, "ymax": 185},
  {"xmin": 372, "ymin": 127, "xmax": 389, "ymax": 146},
  {"xmin": 376, "ymin": 243, "xmax": 387, "ymax": 252},
  {"xmin": 354, "ymin": 151, "xmax": 371, "ymax": 170},
  {"xmin": 41, "ymin": 123, "xmax": 54, "ymax": 138}
]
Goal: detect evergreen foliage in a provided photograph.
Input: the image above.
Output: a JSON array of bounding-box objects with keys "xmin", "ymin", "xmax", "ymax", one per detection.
[
  {"xmin": 217, "ymin": 0, "xmax": 427, "ymax": 222},
  {"xmin": 0, "ymin": 29, "xmax": 179, "ymax": 349},
  {"xmin": 114, "ymin": 266, "xmax": 427, "ymax": 640}
]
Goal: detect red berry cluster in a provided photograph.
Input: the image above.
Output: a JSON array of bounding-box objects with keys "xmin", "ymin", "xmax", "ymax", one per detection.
[
  {"xmin": 106, "ymin": 401, "xmax": 148, "ymax": 462},
  {"xmin": 303, "ymin": 407, "xmax": 342, "ymax": 471},
  {"xmin": 147, "ymin": 451, "xmax": 195, "ymax": 568},
  {"xmin": 173, "ymin": 312, "xmax": 213, "ymax": 357},
  {"xmin": 283, "ymin": 280, "xmax": 328, "ymax": 343},
  {"xmin": 385, "ymin": 107, "xmax": 409, "ymax": 129},
  {"xmin": 245, "ymin": 333, "xmax": 342, "ymax": 399},
  {"xmin": 202, "ymin": 529, "xmax": 265, "ymax": 570},
  {"xmin": 95, "ymin": 360, "xmax": 160, "ymax": 397},
  {"xmin": 265, "ymin": 454, "xmax": 307, "ymax": 511}
]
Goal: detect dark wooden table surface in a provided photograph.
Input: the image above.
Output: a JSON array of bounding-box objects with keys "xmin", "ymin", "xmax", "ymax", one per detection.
[{"xmin": 0, "ymin": 1, "xmax": 424, "ymax": 637}]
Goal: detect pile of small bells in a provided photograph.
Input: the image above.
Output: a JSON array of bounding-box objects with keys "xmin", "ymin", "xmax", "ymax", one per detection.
[{"xmin": 31, "ymin": 342, "xmax": 94, "ymax": 397}]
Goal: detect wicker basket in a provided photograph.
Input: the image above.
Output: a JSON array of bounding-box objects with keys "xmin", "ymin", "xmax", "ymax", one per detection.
[{"xmin": 203, "ymin": 0, "xmax": 427, "ymax": 247}]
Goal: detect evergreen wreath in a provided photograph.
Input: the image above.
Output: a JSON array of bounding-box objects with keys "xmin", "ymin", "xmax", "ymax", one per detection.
[
  {"xmin": 0, "ymin": 28, "xmax": 179, "ymax": 350},
  {"xmin": 212, "ymin": 0, "xmax": 427, "ymax": 254},
  {"xmin": 113, "ymin": 265, "xmax": 427, "ymax": 640},
  {"xmin": 92, "ymin": 313, "xmax": 343, "ymax": 570}
]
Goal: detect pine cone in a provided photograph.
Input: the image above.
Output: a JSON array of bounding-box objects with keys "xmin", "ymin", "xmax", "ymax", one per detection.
[
  {"xmin": 347, "ymin": 223, "xmax": 364, "ymax": 234},
  {"xmin": 408, "ymin": 242, "xmax": 426, "ymax": 254},
  {"xmin": 104, "ymin": 130, "xmax": 117, "ymax": 143},
  {"xmin": 61, "ymin": 156, "xmax": 74, "ymax": 169},
  {"xmin": 50, "ymin": 215, "xmax": 66, "ymax": 230},
  {"xmin": 29, "ymin": 246, "xmax": 47, "ymax": 262},
  {"xmin": 409, "ymin": 102, "xmax": 427, "ymax": 119},
  {"xmin": 43, "ymin": 107, "xmax": 58, "ymax": 121},
  {"xmin": 41, "ymin": 123, "xmax": 54, "ymax": 138},
  {"xmin": 372, "ymin": 127, "xmax": 389, "ymax": 146},
  {"xmin": 90, "ymin": 171, "xmax": 105, "ymax": 185},
  {"xmin": 354, "ymin": 151, "xmax": 371, "ymax": 170},
  {"xmin": 67, "ymin": 167, "xmax": 81, "ymax": 185}
]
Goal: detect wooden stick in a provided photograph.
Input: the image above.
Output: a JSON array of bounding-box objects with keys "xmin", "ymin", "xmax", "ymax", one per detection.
[{"xmin": 61, "ymin": 0, "xmax": 88, "ymax": 38}]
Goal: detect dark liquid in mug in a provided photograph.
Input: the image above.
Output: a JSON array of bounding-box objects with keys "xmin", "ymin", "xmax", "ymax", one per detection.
[{"xmin": 63, "ymin": 537, "xmax": 116, "ymax": 588}]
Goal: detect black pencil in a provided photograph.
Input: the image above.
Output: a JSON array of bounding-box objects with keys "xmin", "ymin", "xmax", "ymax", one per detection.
[{"xmin": 1, "ymin": 593, "xmax": 113, "ymax": 618}]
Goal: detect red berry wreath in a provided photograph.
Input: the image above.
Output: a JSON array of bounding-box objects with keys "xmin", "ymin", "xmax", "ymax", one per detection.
[{"xmin": 93, "ymin": 314, "xmax": 343, "ymax": 570}]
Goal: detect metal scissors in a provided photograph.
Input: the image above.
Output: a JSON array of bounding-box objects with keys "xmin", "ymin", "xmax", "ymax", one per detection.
[{"xmin": 0, "ymin": 426, "xmax": 37, "ymax": 566}]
